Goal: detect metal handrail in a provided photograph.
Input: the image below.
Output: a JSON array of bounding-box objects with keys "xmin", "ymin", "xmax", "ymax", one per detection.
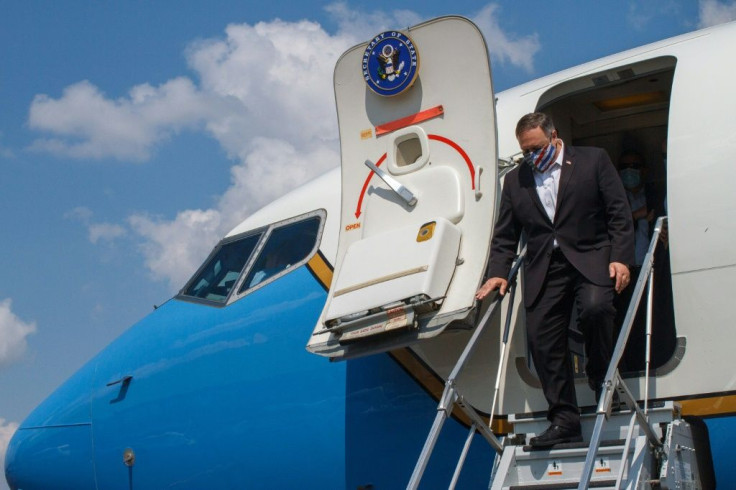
[
  {"xmin": 407, "ymin": 249, "xmax": 526, "ymax": 490},
  {"xmin": 578, "ymin": 216, "xmax": 668, "ymax": 489},
  {"xmin": 449, "ymin": 258, "xmax": 522, "ymax": 489},
  {"xmin": 615, "ymin": 412, "xmax": 638, "ymax": 489}
]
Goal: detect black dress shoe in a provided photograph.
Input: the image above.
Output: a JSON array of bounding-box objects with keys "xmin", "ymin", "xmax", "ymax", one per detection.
[{"xmin": 530, "ymin": 424, "xmax": 583, "ymax": 447}]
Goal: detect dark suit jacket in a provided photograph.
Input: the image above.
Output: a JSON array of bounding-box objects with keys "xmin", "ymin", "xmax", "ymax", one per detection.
[{"xmin": 486, "ymin": 145, "xmax": 635, "ymax": 306}]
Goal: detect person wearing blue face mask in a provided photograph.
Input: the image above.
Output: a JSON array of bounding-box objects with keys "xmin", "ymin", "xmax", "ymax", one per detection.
[
  {"xmin": 619, "ymin": 151, "xmax": 653, "ymax": 266},
  {"xmin": 476, "ymin": 112, "xmax": 635, "ymax": 447},
  {"xmin": 614, "ymin": 150, "xmax": 669, "ymax": 372}
]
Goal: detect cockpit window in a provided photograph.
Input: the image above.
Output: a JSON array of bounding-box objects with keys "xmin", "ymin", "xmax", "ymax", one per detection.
[
  {"xmin": 182, "ymin": 233, "xmax": 262, "ymax": 303},
  {"xmin": 178, "ymin": 210, "xmax": 325, "ymax": 306},
  {"xmin": 239, "ymin": 216, "xmax": 321, "ymax": 293}
]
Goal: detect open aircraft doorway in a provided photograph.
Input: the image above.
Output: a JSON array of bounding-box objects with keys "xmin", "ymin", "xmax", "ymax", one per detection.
[{"xmin": 522, "ymin": 56, "xmax": 680, "ymax": 388}]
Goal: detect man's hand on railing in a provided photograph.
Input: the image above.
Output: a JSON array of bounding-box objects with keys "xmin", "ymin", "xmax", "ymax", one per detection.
[{"xmin": 475, "ymin": 277, "xmax": 508, "ymax": 300}]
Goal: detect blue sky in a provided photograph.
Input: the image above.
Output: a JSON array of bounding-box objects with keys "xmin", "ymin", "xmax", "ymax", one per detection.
[{"xmin": 1, "ymin": 0, "xmax": 734, "ymax": 482}]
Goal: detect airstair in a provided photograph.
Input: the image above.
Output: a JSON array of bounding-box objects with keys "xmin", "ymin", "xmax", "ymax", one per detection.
[
  {"xmin": 490, "ymin": 400, "xmax": 697, "ymax": 489},
  {"xmin": 408, "ymin": 217, "xmax": 710, "ymax": 489}
]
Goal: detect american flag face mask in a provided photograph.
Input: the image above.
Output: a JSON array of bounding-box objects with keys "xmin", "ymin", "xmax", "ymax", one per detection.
[{"xmin": 524, "ymin": 142, "xmax": 556, "ymax": 172}]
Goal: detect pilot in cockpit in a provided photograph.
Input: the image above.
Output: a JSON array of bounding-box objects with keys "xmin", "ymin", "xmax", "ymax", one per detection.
[{"xmin": 247, "ymin": 245, "xmax": 292, "ymax": 289}]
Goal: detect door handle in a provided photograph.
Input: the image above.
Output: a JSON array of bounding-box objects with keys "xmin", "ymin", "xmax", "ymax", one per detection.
[
  {"xmin": 475, "ymin": 166, "xmax": 483, "ymax": 199},
  {"xmin": 364, "ymin": 159, "xmax": 417, "ymax": 207},
  {"xmin": 106, "ymin": 375, "xmax": 133, "ymax": 387}
]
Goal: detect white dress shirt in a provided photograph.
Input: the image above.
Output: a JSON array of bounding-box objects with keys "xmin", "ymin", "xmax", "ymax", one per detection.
[{"xmin": 533, "ymin": 141, "xmax": 564, "ymax": 246}]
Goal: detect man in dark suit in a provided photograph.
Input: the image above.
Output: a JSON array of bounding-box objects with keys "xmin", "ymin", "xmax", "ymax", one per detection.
[{"xmin": 476, "ymin": 113, "xmax": 634, "ymax": 447}]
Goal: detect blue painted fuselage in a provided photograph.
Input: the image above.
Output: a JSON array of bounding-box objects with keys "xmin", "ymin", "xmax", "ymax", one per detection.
[{"xmin": 5, "ymin": 264, "xmax": 492, "ymax": 489}]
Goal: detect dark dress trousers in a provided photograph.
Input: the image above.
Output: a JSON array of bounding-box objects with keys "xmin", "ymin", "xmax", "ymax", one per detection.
[{"xmin": 486, "ymin": 145, "xmax": 634, "ymax": 429}]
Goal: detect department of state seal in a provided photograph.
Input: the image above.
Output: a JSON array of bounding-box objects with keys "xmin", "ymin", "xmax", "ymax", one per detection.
[{"xmin": 362, "ymin": 31, "xmax": 419, "ymax": 97}]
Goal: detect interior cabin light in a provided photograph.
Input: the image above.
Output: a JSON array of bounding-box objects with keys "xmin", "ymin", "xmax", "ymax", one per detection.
[{"xmin": 593, "ymin": 91, "xmax": 667, "ymax": 111}]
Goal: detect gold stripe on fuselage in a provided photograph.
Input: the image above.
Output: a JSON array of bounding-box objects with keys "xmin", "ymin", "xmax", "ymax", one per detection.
[
  {"xmin": 307, "ymin": 251, "xmax": 333, "ymax": 291},
  {"xmin": 389, "ymin": 344, "xmax": 736, "ymax": 432},
  {"xmin": 679, "ymin": 392, "xmax": 736, "ymax": 418}
]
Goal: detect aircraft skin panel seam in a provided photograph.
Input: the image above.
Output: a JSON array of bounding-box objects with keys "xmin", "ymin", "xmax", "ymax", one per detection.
[
  {"xmin": 15, "ymin": 422, "xmax": 91, "ymax": 430},
  {"xmin": 672, "ymin": 262, "xmax": 736, "ymax": 276}
]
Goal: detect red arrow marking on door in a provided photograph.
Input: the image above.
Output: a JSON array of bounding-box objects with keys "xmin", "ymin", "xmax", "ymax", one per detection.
[
  {"xmin": 428, "ymin": 134, "xmax": 475, "ymax": 190},
  {"xmin": 353, "ymin": 135, "xmax": 476, "ymax": 218}
]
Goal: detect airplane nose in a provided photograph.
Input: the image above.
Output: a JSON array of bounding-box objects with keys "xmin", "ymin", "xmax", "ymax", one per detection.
[
  {"xmin": 4, "ymin": 363, "xmax": 97, "ymax": 490},
  {"xmin": 5, "ymin": 424, "xmax": 96, "ymax": 490}
]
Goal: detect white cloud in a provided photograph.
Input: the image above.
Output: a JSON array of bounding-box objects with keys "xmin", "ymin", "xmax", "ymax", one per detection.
[
  {"xmin": 88, "ymin": 223, "xmax": 127, "ymax": 244},
  {"xmin": 129, "ymin": 209, "xmax": 223, "ymax": 289},
  {"xmin": 472, "ymin": 4, "xmax": 540, "ymax": 73},
  {"xmin": 325, "ymin": 2, "xmax": 424, "ymax": 41},
  {"xmin": 126, "ymin": 15, "xmax": 363, "ymax": 290},
  {"xmin": 625, "ymin": 1, "xmax": 683, "ymax": 31},
  {"xmin": 0, "ymin": 418, "xmax": 19, "ymax": 483},
  {"xmin": 698, "ymin": 0, "xmax": 736, "ymax": 27},
  {"xmin": 65, "ymin": 206, "xmax": 127, "ymax": 245},
  {"xmin": 28, "ymin": 4, "xmax": 539, "ymax": 290},
  {"xmin": 0, "ymin": 299, "xmax": 36, "ymax": 367},
  {"xmin": 185, "ymin": 18, "xmax": 350, "ymax": 159},
  {"xmin": 217, "ymin": 138, "xmax": 339, "ymax": 230},
  {"xmin": 326, "ymin": 2, "xmax": 539, "ymax": 73},
  {"xmin": 64, "ymin": 206, "xmax": 94, "ymax": 222},
  {"xmin": 128, "ymin": 139, "xmax": 339, "ymax": 290},
  {"xmin": 29, "ymin": 78, "xmax": 225, "ymax": 161},
  {"xmin": 27, "ymin": 3, "xmax": 537, "ymax": 165}
]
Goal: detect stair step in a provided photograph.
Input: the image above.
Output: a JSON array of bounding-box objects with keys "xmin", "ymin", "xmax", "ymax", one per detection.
[
  {"xmin": 513, "ymin": 439, "xmax": 633, "ymax": 465},
  {"xmin": 489, "ymin": 402, "xmax": 683, "ymax": 490},
  {"xmin": 508, "ymin": 479, "xmax": 616, "ymax": 490},
  {"xmin": 489, "ymin": 436, "xmax": 644, "ymax": 490},
  {"xmin": 521, "ymin": 439, "xmax": 625, "ymax": 452},
  {"xmin": 511, "ymin": 401, "xmax": 676, "ymax": 430},
  {"xmin": 508, "ymin": 401, "xmax": 678, "ymax": 446}
]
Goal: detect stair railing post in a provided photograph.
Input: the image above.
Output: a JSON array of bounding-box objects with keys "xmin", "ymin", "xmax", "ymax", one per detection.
[
  {"xmin": 644, "ymin": 254, "xmax": 656, "ymax": 414},
  {"xmin": 488, "ymin": 268, "xmax": 520, "ymax": 431},
  {"xmin": 449, "ymin": 423, "xmax": 478, "ymax": 490},
  {"xmin": 407, "ymin": 250, "xmax": 525, "ymax": 490},
  {"xmin": 407, "ymin": 294, "xmax": 499, "ymax": 490},
  {"xmin": 578, "ymin": 217, "xmax": 667, "ymax": 490},
  {"xmin": 615, "ymin": 412, "xmax": 639, "ymax": 490}
]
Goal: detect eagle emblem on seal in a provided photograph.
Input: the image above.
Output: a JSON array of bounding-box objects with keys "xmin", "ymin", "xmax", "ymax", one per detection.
[
  {"xmin": 362, "ymin": 31, "xmax": 419, "ymax": 97},
  {"xmin": 377, "ymin": 44, "xmax": 405, "ymax": 81}
]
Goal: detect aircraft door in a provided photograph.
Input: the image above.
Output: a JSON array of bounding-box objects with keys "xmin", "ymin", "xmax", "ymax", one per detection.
[{"xmin": 308, "ymin": 16, "xmax": 498, "ymax": 360}]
